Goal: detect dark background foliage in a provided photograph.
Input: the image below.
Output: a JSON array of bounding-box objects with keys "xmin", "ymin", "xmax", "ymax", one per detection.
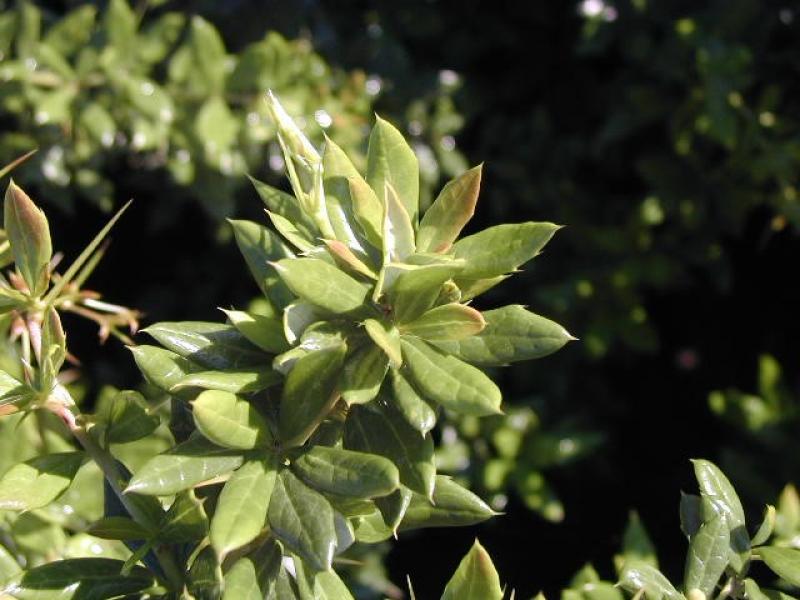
[{"xmin": 5, "ymin": 0, "xmax": 800, "ymax": 597}]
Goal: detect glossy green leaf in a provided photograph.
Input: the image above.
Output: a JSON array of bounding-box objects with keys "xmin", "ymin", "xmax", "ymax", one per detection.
[
  {"xmin": 401, "ymin": 303, "xmax": 485, "ymax": 342},
  {"xmin": 222, "ymin": 309, "xmax": 289, "ymax": 354},
  {"xmin": 389, "ymin": 262, "xmax": 465, "ymax": 323},
  {"xmin": 0, "ymin": 452, "xmax": 84, "ymax": 511},
  {"xmin": 684, "ymin": 515, "xmax": 729, "ymax": 597},
  {"xmin": 4, "ymin": 180, "xmax": 52, "ymax": 295},
  {"xmin": 434, "ymin": 305, "xmax": 574, "ymax": 366},
  {"xmin": 291, "ymin": 445, "xmax": 399, "ymax": 499},
  {"xmin": 268, "ymin": 469, "xmax": 340, "ymax": 571},
  {"xmin": 126, "ymin": 435, "xmax": 244, "ymax": 495},
  {"xmin": 143, "ymin": 321, "xmax": 266, "ymax": 370},
  {"xmin": 230, "ymin": 218, "xmax": 294, "ymax": 308},
  {"xmin": 273, "ymin": 257, "xmax": 370, "ymax": 315},
  {"xmin": 345, "ymin": 400, "xmax": 435, "ymax": 498},
  {"xmin": 322, "ymin": 239, "xmax": 377, "ymax": 279},
  {"xmin": 211, "ymin": 458, "xmax": 276, "ymax": 558},
  {"xmin": 400, "ymin": 476, "xmax": 496, "ymax": 530},
  {"xmin": 680, "ymin": 493, "xmax": 703, "ymax": 539},
  {"xmin": 364, "ymin": 318, "xmax": 402, "ymax": 368},
  {"xmin": 191, "ymin": 389, "xmax": 272, "ymax": 450},
  {"xmin": 348, "ymin": 176, "xmax": 384, "ymax": 249},
  {"xmin": 279, "ymin": 343, "xmax": 347, "ymax": 447},
  {"xmin": 618, "ymin": 562, "xmax": 683, "ymax": 600},
  {"xmin": 341, "ymin": 344, "xmax": 389, "ymax": 405},
  {"xmin": 173, "ymin": 367, "xmax": 281, "ymax": 395},
  {"xmin": 457, "ymin": 274, "xmax": 510, "ymax": 302},
  {"xmin": 752, "ymin": 505, "xmax": 776, "ymax": 546},
  {"xmin": 129, "ymin": 345, "xmax": 201, "ymax": 392},
  {"xmin": 375, "ymin": 487, "xmax": 413, "ymax": 534},
  {"xmin": 401, "ymin": 337, "xmax": 502, "ymax": 416},
  {"xmin": 160, "ymin": 490, "xmax": 209, "ymax": 542},
  {"xmin": 452, "ymin": 222, "xmax": 560, "ymax": 278},
  {"xmin": 222, "ymin": 539, "xmax": 283, "ymax": 600},
  {"xmin": 314, "ymin": 568, "xmax": 356, "ymax": 600},
  {"xmin": 620, "ymin": 512, "xmax": 658, "ymax": 569},
  {"xmin": 86, "ymin": 516, "xmax": 150, "ymax": 541},
  {"xmin": 250, "ymin": 176, "xmax": 318, "ymax": 246},
  {"xmin": 692, "ymin": 459, "xmax": 750, "ymax": 571},
  {"xmin": 441, "ymin": 539, "xmax": 503, "ymax": 600},
  {"xmin": 418, "ymin": 165, "xmax": 482, "ymax": 253},
  {"xmin": 268, "ymin": 209, "xmax": 316, "ymax": 252},
  {"xmin": 98, "ymin": 390, "xmax": 159, "ymax": 445},
  {"xmin": 367, "ymin": 116, "xmax": 419, "ymax": 224},
  {"xmin": 3, "ymin": 558, "xmax": 153, "ymax": 600},
  {"xmin": 322, "ymin": 138, "xmax": 366, "ymax": 251},
  {"xmin": 383, "ymin": 183, "xmax": 415, "ymax": 263},
  {"xmin": 759, "ymin": 547, "xmax": 800, "ymax": 587},
  {"xmin": 390, "ymin": 368, "xmax": 437, "ymax": 435},
  {"xmin": 188, "ymin": 545, "xmax": 223, "ymax": 600}
]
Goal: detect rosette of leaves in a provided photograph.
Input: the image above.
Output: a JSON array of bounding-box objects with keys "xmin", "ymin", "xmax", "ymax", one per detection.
[{"xmin": 123, "ymin": 94, "xmax": 573, "ymax": 595}]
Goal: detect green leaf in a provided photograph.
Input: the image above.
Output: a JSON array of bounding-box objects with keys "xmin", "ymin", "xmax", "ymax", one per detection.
[
  {"xmin": 401, "ymin": 304, "xmax": 485, "ymax": 342},
  {"xmin": 364, "ymin": 318, "xmax": 402, "ymax": 368},
  {"xmin": 759, "ymin": 547, "xmax": 800, "ymax": 587},
  {"xmin": 273, "ymin": 258, "xmax": 370, "ymax": 315},
  {"xmin": 434, "ymin": 305, "xmax": 574, "ymax": 366},
  {"xmin": 223, "ymin": 539, "xmax": 283, "ymax": 600},
  {"xmin": 4, "ymin": 558, "xmax": 153, "ymax": 599},
  {"xmin": 129, "ymin": 345, "xmax": 201, "ymax": 392},
  {"xmin": 87, "ymin": 516, "xmax": 150, "ymax": 541},
  {"xmin": 389, "ymin": 262, "xmax": 465, "ymax": 323},
  {"xmin": 0, "ymin": 452, "xmax": 85, "ymax": 511},
  {"xmin": 43, "ymin": 5, "xmax": 96, "ymax": 56},
  {"xmin": 344, "ymin": 400, "xmax": 435, "ymax": 499},
  {"xmin": 143, "ymin": 321, "xmax": 266, "ymax": 370},
  {"xmin": 173, "ymin": 368, "xmax": 281, "ymax": 395},
  {"xmin": 283, "ymin": 301, "xmax": 324, "ymax": 345},
  {"xmin": 367, "ymin": 116, "xmax": 419, "ymax": 224},
  {"xmin": 348, "ymin": 176, "xmax": 384, "ymax": 249},
  {"xmin": 441, "ymin": 539, "xmax": 503, "ymax": 600},
  {"xmin": 452, "ymin": 222, "xmax": 560, "ymax": 279},
  {"xmin": 211, "ymin": 458, "xmax": 277, "ymax": 558},
  {"xmin": 692, "ymin": 459, "xmax": 750, "ymax": 571},
  {"xmin": 279, "ymin": 343, "xmax": 347, "ymax": 447},
  {"xmin": 752, "ymin": 505, "xmax": 776, "ymax": 546},
  {"xmin": 383, "ymin": 183, "xmax": 416, "ymax": 263},
  {"xmin": 684, "ymin": 516, "xmax": 729, "ymax": 597},
  {"xmin": 291, "ymin": 446, "xmax": 399, "ymax": 499},
  {"xmin": 196, "ymin": 96, "xmax": 239, "ymax": 154},
  {"xmin": 680, "ymin": 493, "xmax": 703, "ymax": 539},
  {"xmin": 160, "ymin": 490, "xmax": 209, "ymax": 542},
  {"xmin": 191, "ymin": 389, "xmax": 272, "ymax": 450},
  {"xmin": 618, "ymin": 562, "xmax": 684, "ymax": 600},
  {"xmin": 401, "ymin": 337, "xmax": 502, "ymax": 416},
  {"xmin": 269, "ymin": 210, "xmax": 317, "ymax": 252},
  {"xmin": 4, "ymin": 180, "xmax": 52, "ymax": 295},
  {"xmin": 314, "ymin": 568, "xmax": 356, "ymax": 600},
  {"xmin": 418, "ymin": 165, "xmax": 482, "ymax": 254},
  {"xmin": 250, "ymin": 176, "xmax": 318, "ymax": 247},
  {"xmin": 126, "ymin": 436, "xmax": 244, "ymax": 495},
  {"xmin": 390, "ymin": 368, "xmax": 437, "ymax": 435},
  {"xmin": 341, "ymin": 344, "xmax": 388, "ymax": 405},
  {"xmin": 230, "ymin": 218, "xmax": 294, "ymax": 309},
  {"xmin": 222, "ymin": 309, "xmax": 289, "ymax": 354},
  {"xmin": 104, "ymin": 0, "xmax": 136, "ymax": 59},
  {"xmin": 400, "ymin": 476, "xmax": 496, "ymax": 530},
  {"xmin": 189, "ymin": 16, "xmax": 226, "ymax": 94},
  {"xmin": 0, "ymin": 543, "xmax": 21, "ymax": 581},
  {"xmin": 268, "ymin": 469, "xmax": 340, "ymax": 571},
  {"xmin": 375, "ymin": 487, "xmax": 413, "ymax": 534},
  {"xmin": 322, "ymin": 137, "xmax": 367, "ymax": 251},
  {"xmin": 322, "ymin": 239, "xmax": 377, "ymax": 280},
  {"xmin": 188, "ymin": 545, "xmax": 223, "ymax": 600},
  {"xmin": 98, "ymin": 390, "xmax": 159, "ymax": 445},
  {"xmin": 457, "ymin": 275, "xmax": 509, "ymax": 302},
  {"xmin": 619, "ymin": 512, "xmax": 658, "ymax": 569}
]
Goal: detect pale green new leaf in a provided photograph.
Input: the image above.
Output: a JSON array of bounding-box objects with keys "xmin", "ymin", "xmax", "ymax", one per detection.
[
  {"xmin": 684, "ymin": 515, "xmax": 729, "ymax": 597},
  {"xmin": 452, "ymin": 222, "xmax": 560, "ymax": 279},
  {"xmin": 441, "ymin": 539, "xmax": 503, "ymax": 600},
  {"xmin": 322, "ymin": 137, "xmax": 366, "ymax": 251},
  {"xmin": 418, "ymin": 165, "xmax": 482, "ymax": 253},
  {"xmin": 273, "ymin": 258, "xmax": 370, "ymax": 314},
  {"xmin": 290, "ymin": 446, "xmax": 400, "ymax": 499},
  {"xmin": 279, "ymin": 343, "xmax": 347, "ymax": 447},
  {"xmin": 348, "ymin": 176, "xmax": 384, "ymax": 249},
  {"xmin": 268, "ymin": 469, "xmax": 340, "ymax": 571},
  {"xmin": 344, "ymin": 400, "xmax": 435, "ymax": 499},
  {"xmin": 752, "ymin": 505, "xmax": 776, "ymax": 546},
  {"xmin": 401, "ymin": 337, "xmax": 502, "ymax": 416},
  {"xmin": 250, "ymin": 176, "xmax": 318, "ymax": 245},
  {"xmin": 401, "ymin": 303, "xmax": 485, "ymax": 342},
  {"xmin": 4, "ymin": 180, "xmax": 52, "ymax": 295},
  {"xmin": 211, "ymin": 458, "xmax": 277, "ymax": 558},
  {"xmin": 222, "ymin": 309, "xmax": 289, "ymax": 354},
  {"xmin": 191, "ymin": 389, "xmax": 272, "ymax": 450},
  {"xmin": 434, "ymin": 305, "xmax": 574, "ymax": 366},
  {"xmin": 230, "ymin": 218, "xmax": 294, "ymax": 308},
  {"xmin": 367, "ymin": 116, "xmax": 419, "ymax": 224},
  {"xmin": 759, "ymin": 547, "xmax": 800, "ymax": 587},
  {"xmin": 383, "ymin": 183, "xmax": 415, "ymax": 263},
  {"xmin": 0, "ymin": 452, "xmax": 85, "ymax": 511},
  {"xmin": 126, "ymin": 435, "xmax": 244, "ymax": 495}
]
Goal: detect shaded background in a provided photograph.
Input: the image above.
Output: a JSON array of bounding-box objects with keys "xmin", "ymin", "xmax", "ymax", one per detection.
[{"xmin": 4, "ymin": 0, "xmax": 800, "ymax": 597}]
